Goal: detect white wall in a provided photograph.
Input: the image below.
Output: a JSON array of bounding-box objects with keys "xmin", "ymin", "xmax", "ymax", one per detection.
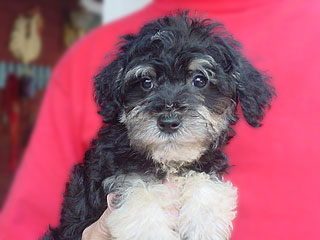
[{"xmin": 102, "ymin": 0, "xmax": 153, "ymax": 24}]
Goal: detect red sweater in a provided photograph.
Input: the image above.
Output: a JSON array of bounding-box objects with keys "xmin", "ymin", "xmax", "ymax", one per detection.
[{"xmin": 1, "ymin": 0, "xmax": 320, "ymax": 239}]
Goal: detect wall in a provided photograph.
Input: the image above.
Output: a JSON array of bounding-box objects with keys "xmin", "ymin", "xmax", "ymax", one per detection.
[
  {"xmin": 0, "ymin": 0, "xmax": 78, "ymax": 208},
  {"xmin": 0, "ymin": 0, "xmax": 77, "ymax": 66},
  {"xmin": 102, "ymin": 0, "xmax": 152, "ymax": 24}
]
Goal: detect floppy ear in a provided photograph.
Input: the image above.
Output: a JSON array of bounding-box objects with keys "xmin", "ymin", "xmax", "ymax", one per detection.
[
  {"xmin": 209, "ymin": 35, "xmax": 274, "ymax": 127},
  {"xmin": 94, "ymin": 59, "xmax": 123, "ymax": 124},
  {"xmin": 235, "ymin": 58, "xmax": 275, "ymax": 127}
]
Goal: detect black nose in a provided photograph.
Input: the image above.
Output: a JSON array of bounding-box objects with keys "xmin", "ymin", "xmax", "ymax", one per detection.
[{"xmin": 157, "ymin": 115, "xmax": 181, "ymax": 133}]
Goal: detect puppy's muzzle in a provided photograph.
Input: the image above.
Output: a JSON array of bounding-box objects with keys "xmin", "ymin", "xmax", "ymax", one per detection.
[{"xmin": 157, "ymin": 114, "xmax": 181, "ymax": 133}]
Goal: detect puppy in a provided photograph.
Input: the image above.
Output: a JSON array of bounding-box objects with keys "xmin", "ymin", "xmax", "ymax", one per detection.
[{"xmin": 41, "ymin": 12, "xmax": 274, "ymax": 240}]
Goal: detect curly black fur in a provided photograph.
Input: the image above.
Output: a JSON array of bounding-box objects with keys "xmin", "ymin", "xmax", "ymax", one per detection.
[{"xmin": 41, "ymin": 11, "xmax": 274, "ymax": 240}]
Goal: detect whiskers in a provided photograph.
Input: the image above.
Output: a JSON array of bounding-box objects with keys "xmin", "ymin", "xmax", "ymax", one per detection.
[{"xmin": 121, "ymin": 104, "xmax": 231, "ymax": 172}]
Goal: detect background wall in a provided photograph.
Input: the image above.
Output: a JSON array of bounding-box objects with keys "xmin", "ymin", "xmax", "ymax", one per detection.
[
  {"xmin": 0, "ymin": 0, "xmax": 78, "ymax": 207},
  {"xmin": 102, "ymin": 0, "xmax": 152, "ymax": 24},
  {"xmin": 0, "ymin": 0, "xmax": 77, "ymax": 66}
]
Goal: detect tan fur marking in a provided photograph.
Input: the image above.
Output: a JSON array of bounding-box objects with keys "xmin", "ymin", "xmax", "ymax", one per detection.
[
  {"xmin": 124, "ymin": 65, "xmax": 156, "ymax": 83},
  {"xmin": 120, "ymin": 104, "xmax": 231, "ymax": 173}
]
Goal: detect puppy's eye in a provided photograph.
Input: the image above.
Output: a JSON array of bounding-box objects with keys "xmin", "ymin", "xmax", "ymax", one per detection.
[
  {"xmin": 140, "ymin": 78, "xmax": 154, "ymax": 90},
  {"xmin": 192, "ymin": 75, "xmax": 208, "ymax": 88}
]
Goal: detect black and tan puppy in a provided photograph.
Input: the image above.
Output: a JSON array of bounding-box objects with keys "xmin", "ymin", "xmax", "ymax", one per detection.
[{"xmin": 42, "ymin": 12, "xmax": 274, "ymax": 240}]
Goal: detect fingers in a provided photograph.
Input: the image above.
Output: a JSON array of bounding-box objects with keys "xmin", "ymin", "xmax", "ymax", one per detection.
[
  {"xmin": 82, "ymin": 210, "xmax": 112, "ymax": 240},
  {"xmin": 81, "ymin": 194, "xmax": 115, "ymax": 240},
  {"xmin": 106, "ymin": 193, "xmax": 116, "ymax": 211}
]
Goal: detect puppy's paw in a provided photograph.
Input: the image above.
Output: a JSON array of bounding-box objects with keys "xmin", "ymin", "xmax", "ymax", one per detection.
[
  {"xmin": 104, "ymin": 174, "xmax": 179, "ymax": 240},
  {"xmin": 179, "ymin": 172, "xmax": 237, "ymax": 240}
]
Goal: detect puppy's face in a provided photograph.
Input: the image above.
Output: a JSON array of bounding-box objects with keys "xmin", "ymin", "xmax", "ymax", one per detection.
[
  {"xmin": 95, "ymin": 14, "xmax": 274, "ymax": 171},
  {"xmin": 119, "ymin": 54, "xmax": 236, "ymax": 168}
]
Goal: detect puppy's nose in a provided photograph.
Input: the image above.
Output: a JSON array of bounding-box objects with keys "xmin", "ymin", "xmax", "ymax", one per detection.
[{"xmin": 157, "ymin": 115, "xmax": 181, "ymax": 133}]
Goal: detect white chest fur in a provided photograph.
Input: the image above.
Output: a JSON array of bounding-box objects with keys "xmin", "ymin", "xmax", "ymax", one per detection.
[{"xmin": 103, "ymin": 171, "xmax": 237, "ymax": 240}]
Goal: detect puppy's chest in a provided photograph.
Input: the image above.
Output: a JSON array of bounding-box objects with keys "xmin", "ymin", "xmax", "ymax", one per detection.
[
  {"xmin": 102, "ymin": 171, "xmax": 237, "ymax": 240},
  {"xmin": 102, "ymin": 171, "xmax": 237, "ymax": 212}
]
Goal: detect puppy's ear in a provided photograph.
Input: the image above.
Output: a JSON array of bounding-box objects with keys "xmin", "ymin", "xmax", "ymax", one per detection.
[
  {"xmin": 234, "ymin": 58, "xmax": 275, "ymax": 127},
  {"xmin": 210, "ymin": 35, "xmax": 274, "ymax": 127},
  {"xmin": 209, "ymin": 34, "xmax": 274, "ymax": 127},
  {"xmin": 94, "ymin": 59, "xmax": 123, "ymax": 124}
]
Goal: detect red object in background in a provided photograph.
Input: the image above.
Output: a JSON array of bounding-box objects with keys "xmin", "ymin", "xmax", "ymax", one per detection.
[
  {"xmin": 4, "ymin": 74, "xmax": 20, "ymax": 171},
  {"xmin": 1, "ymin": 0, "xmax": 320, "ymax": 239}
]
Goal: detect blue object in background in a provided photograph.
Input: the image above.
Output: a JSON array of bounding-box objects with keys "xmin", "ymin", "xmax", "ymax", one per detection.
[
  {"xmin": 0, "ymin": 61, "xmax": 51, "ymax": 91},
  {"xmin": 0, "ymin": 62, "xmax": 6, "ymax": 88}
]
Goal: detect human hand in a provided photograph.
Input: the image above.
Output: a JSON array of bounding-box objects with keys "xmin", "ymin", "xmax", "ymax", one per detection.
[{"xmin": 81, "ymin": 194, "xmax": 115, "ymax": 240}]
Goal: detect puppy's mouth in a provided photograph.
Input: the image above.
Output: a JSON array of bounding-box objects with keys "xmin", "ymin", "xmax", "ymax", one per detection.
[{"xmin": 120, "ymin": 105, "xmax": 229, "ymax": 170}]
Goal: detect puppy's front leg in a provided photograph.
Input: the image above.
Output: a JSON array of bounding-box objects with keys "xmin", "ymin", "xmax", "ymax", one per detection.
[
  {"xmin": 179, "ymin": 172, "xmax": 237, "ymax": 240},
  {"xmin": 103, "ymin": 174, "xmax": 179, "ymax": 240}
]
